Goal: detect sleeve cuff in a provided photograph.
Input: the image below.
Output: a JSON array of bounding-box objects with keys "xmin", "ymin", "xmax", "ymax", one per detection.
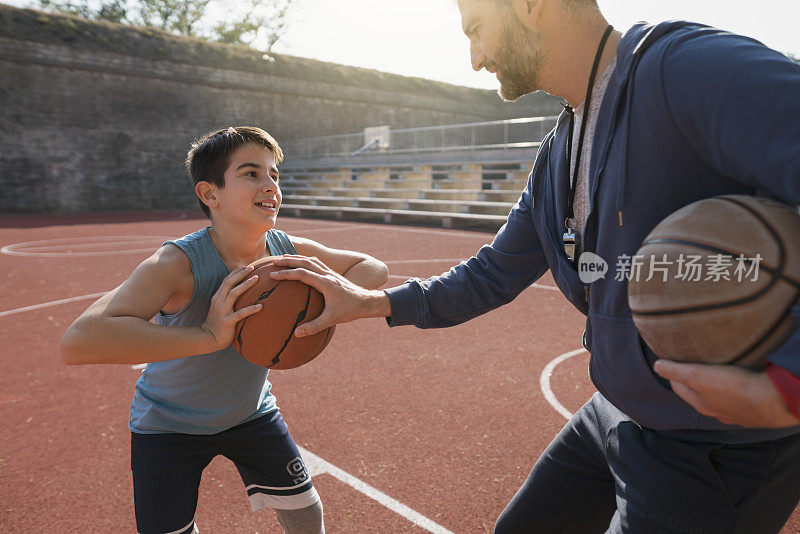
[
  {"xmin": 383, "ymin": 282, "xmax": 423, "ymax": 328},
  {"xmin": 765, "ymin": 363, "xmax": 800, "ymax": 419}
]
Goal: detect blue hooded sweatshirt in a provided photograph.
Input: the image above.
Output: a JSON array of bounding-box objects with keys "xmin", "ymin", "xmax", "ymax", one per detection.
[{"xmin": 385, "ymin": 21, "xmax": 800, "ymax": 443}]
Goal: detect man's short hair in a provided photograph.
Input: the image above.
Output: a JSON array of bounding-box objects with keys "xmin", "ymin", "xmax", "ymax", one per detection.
[{"xmin": 185, "ymin": 126, "xmax": 284, "ymax": 218}]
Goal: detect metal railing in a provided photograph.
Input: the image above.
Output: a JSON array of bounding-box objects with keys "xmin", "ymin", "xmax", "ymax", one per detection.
[{"xmin": 282, "ymin": 116, "xmax": 558, "ymax": 160}]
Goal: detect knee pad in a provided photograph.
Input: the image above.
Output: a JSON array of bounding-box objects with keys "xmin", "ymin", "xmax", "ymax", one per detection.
[{"xmin": 275, "ymin": 501, "xmax": 324, "ymax": 534}]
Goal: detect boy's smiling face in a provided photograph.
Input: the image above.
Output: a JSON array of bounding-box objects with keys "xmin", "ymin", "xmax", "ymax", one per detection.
[{"xmin": 207, "ymin": 143, "xmax": 282, "ymax": 229}]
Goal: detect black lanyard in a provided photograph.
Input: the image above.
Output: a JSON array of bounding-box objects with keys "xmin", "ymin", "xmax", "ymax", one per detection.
[{"xmin": 562, "ymin": 24, "xmax": 614, "ymax": 261}]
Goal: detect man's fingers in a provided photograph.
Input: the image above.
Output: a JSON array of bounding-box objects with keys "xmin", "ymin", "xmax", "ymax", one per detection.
[
  {"xmin": 270, "ymin": 256, "xmax": 334, "ymax": 275},
  {"xmin": 270, "ymin": 256, "xmax": 315, "ymax": 268},
  {"xmin": 653, "ymin": 359, "xmax": 705, "ymax": 385},
  {"xmin": 270, "ymin": 268, "xmax": 329, "ymax": 289},
  {"xmin": 669, "ymin": 381, "xmax": 709, "ymax": 412},
  {"xmin": 295, "ymin": 315, "xmax": 333, "ymax": 338}
]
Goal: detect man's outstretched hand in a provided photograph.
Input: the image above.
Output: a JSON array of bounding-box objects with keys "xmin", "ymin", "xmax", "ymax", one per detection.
[
  {"xmin": 654, "ymin": 359, "xmax": 800, "ymax": 428},
  {"xmin": 269, "ymin": 255, "xmax": 391, "ymax": 337}
]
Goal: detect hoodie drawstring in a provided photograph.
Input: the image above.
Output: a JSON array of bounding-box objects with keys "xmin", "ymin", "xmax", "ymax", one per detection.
[{"xmin": 616, "ymin": 49, "xmax": 647, "ymax": 227}]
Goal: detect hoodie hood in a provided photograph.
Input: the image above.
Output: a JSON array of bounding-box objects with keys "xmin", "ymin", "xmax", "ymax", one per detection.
[{"xmin": 601, "ymin": 21, "xmax": 706, "ymax": 227}]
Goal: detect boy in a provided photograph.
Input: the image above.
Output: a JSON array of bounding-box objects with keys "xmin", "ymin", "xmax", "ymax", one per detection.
[{"xmin": 60, "ymin": 126, "xmax": 389, "ymax": 534}]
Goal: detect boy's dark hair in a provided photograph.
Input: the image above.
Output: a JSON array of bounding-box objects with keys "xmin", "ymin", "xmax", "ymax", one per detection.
[{"xmin": 185, "ymin": 126, "xmax": 284, "ymax": 218}]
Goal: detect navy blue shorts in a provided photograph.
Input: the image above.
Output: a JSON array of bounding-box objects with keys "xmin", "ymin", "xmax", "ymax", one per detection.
[{"xmin": 131, "ymin": 410, "xmax": 318, "ymax": 534}]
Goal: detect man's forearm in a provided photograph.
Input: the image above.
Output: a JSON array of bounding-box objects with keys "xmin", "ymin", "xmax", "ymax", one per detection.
[{"xmin": 361, "ymin": 288, "xmax": 392, "ymax": 319}]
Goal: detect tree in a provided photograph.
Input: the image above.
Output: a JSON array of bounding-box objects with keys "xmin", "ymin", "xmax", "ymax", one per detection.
[
  {"xmin": 137, "ymin": 0, "xmax": 212, "ymax": 36},
  {"xmin": 213, "ymin": 0, "xmax": 296, "ymax": 52},
  {"xmin": 96, "ymin": 0, "xmax": 127, "ymax": 23},
  {"xmin": 39, "ymin": 0, "xmax": 98, "ymax": 19},
  {"xmin": 38, "ymin": 0, "xmax": 298, "ymax": 52}
]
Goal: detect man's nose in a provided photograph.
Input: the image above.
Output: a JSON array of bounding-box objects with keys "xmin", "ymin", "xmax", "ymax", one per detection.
[{"xmin": 470, "ymin": 41, "xmax": 486, "ymax": 72}]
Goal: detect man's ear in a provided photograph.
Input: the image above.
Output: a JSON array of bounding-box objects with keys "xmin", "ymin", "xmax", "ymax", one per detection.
[{"xmin": 195, "ymin": 181, "xmax": 218, "ymax": 210}]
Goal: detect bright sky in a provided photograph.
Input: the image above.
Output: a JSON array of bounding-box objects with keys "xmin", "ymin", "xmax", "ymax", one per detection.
[
  {"xmin": 6, "ymin": 0, "xmax": 799, "ymax": 89},
  {"xmin": 273, "ymin": 0, "xmax": 800, "ymax": 89}
]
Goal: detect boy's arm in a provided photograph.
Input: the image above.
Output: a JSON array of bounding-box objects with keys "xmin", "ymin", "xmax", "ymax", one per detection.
[
  {"xmin": 59, "ymin": 245, "xmax": 261, "ymax": 365},
  {"xmin": 290, "ymin": 236, "xmax": 389, "ymax": 290}
]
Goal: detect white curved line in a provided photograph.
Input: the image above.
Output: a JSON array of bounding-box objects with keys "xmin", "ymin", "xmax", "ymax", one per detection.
[
  {"xmin": 531, "ymin": 283, "xmax": 560, "ymax": 291},
  {"xmin": 21, "ymin": 239, "xmax": 166, "ymax": 252},
  {"xmin": 0, "ymin": 292, "xmax": 109, "ymax": 318},
  {"xmin": 385, "ymin": 259, "xmax": 467, "ymax": 265},
  {"xmin": 1, "ymin": 235, "xmax": 174, "ymax": 257},
  {"xmin": 540, "ymin": 348, "xmax": 589, "ymax": 420},
  {"xmin": 293, "ymin": 225, "xmax": 490, "ymax": 239},
  {"xmin": 1, "ymin": 248, "xmax": 161, "ymax": 258}
]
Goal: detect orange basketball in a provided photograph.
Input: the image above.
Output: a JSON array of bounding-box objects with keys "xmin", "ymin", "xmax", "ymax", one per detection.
[
  {"xmin": 233, "ymin": 257, "xmax": 335, "ymax": 369},
  {"xmin": 628, "ymin": 195, "xmax": 800, "ymax": 368}
]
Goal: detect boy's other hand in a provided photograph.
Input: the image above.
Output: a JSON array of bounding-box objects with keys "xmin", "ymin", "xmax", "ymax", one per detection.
[
  {"xmin": 201, "ymin": 266, "xmax": 262, "ymax": 351},
  {"xmin": 269, "ymin": 255, "xmax": 390, "ymax": 337}
]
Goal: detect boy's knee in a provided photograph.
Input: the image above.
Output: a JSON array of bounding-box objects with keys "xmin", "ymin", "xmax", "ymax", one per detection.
[{"xmin": 275, "ymin": 501, "xmax": 324, "ymax": 534}]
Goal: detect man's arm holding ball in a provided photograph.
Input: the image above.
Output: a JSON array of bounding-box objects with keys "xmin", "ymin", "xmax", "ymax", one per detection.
[
  {"xmin": 269, "ymin": 252, "xmax": 392, "ymax": 338},
  {"xmin": 654, "ymin": 360, "xmax": 800, "ymax": 428},
  {"xmin": 289, "ymin": 236, "xmax": 388, "ymax": 290}
]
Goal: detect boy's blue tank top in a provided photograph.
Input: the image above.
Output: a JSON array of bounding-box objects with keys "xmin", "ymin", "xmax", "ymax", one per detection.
[{"xmin": 129, "ymin": 227, "xmax": 297, "ymax": 435}]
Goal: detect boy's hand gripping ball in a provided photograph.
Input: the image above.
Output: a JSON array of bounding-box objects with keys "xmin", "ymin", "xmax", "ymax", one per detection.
[{"xmin": 233, "ymin": 257, "xmax": 335, "ymax": 369}]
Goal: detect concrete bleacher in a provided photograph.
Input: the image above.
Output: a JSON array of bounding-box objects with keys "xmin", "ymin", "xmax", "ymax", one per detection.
[{"xmin": 277, "ymin": 150, "xmax": 534, "ymax": 231}]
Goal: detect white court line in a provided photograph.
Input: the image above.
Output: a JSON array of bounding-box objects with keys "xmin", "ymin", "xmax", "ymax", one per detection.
[
  {"xmin": 2, "ymin": 248, "xmax": 161, "ymax": 257},
  {"xmin": 0, "ymin": 292, "xmax": 109, "ymax": 318},
  {"xmin": 283, "ymin": 223, "xmax": 361, "ymax": 233},
  {"xmin": 0, "ymin": 290, "xmax": 454, "ymax": 532},
  {"xmin": 385, "ymin": 258, "xmax": 467, "ymax": 265},
  {"xmin": 1, "ymin": 235, "xmax": 174, "ymax": 257},
  {"xmin": 298, "ymin": 446, "xmax": 455, "ymax": 534},
  {"xmin": 292, "ymin": 224, "xmax": 492, "ymax": 239},
  {"xmin": 531, "ymin": 283, "xmax": 560, "ymax": 292},
  {"xmin": 20, "ymin": 239, "xmax": 167, "ymax": 252},
  {"xmin": 539, "ymin": 348, "xmax": 589, "ymax": 420}
]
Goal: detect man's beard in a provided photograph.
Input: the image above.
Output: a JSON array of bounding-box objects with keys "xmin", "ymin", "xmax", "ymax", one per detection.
[{"xmin": 495, "ymin": 16, "xmax": 543, "ymax": 102}]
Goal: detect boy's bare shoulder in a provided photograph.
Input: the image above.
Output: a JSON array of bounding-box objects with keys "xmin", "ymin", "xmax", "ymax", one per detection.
[
  {"xmin": 136, "ymin": 243, "xmax": 190, "ymax": 279},
  {"xmin": 89, "ymin": 244, "xmax": 194, "ymax": 321},
  {"xmin": 149, "ymin": 244, "xmax": 194, "ymax": 314}
]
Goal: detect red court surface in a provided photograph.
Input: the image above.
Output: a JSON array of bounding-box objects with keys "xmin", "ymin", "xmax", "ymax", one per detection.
[{"xmin": 1, "ymin": 211, "xmax": 798, "ymax": 533}]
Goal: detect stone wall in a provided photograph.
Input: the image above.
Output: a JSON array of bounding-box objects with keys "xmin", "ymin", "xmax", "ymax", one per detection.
[{"xmin": 0, "ymin": 5, "xmax": 559, "ymax": 214}]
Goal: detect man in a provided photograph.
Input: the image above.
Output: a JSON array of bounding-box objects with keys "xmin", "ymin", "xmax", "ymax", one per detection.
[{"xmin": 271, "ymin": 0, "xmax": 800, "ymax": 531}]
